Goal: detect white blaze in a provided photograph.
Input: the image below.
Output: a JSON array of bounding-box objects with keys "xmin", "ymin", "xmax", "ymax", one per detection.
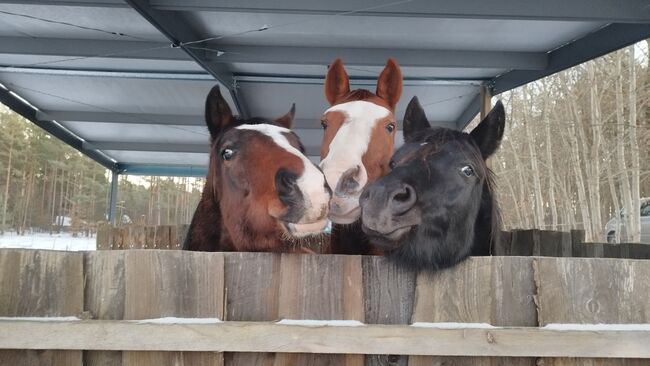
[
  {"xmin": 320, "ymin": 101, "xmax": 391, "ymax": 194},
  {"xmin": 236, "ymin": 124, "xmax": 329, "ymax": 223}
]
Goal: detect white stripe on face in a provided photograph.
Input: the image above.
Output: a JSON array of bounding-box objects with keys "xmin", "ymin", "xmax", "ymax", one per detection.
[
  {"xmin": 320, "ymin": 101, "xmax": 391, "ymax": 194},
  {"xmin": 236, "ymin": 124, "xmax": 329, "ymax": 223}
]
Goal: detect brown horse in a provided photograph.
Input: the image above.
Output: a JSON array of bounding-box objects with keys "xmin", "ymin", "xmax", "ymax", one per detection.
[
  {"xmin": 319, "ymin": 58, "xmax": 402, "ymax": 254},
  {"xmin": 184, "ymin": 85, "xmax": 331, "ymax": 252}
]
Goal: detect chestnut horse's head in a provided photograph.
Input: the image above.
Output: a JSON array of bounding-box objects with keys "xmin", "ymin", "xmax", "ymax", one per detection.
[
  {"xmin": 204, "ymin": 86, "xmax": 330, "ymax": 251},
  {"xmin": 319, "ymin": 58, "xmax": 403, "ymax": 224}
]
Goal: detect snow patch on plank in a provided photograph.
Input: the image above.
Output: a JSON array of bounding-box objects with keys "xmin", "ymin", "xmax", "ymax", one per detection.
[
  {"xmin": 0, "ymin": 316, "xmax": 80, "ymax": 322},
  {"xmin": 133, "ymin": 317, "xmax": 222, "ymax": 324},
  {"xmin": 411, "ymin": 322, "xmax": 499, "ymax": 329},
  {"xmin": 543, "ymin": 323, "xmax": 650, "ymax": 331},
  {"xmin": 276, "ymin": 319, "xmax": 365, "ymax": 327}
]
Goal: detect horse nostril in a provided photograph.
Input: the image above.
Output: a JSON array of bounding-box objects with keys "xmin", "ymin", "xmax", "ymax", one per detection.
[
  {"xmin": 389, "ymin": 184, "xmax": 417, "ymax": 214},
  {"xmin": 335, "ymin": 165, "xmax": 362, "ymax": 196},
  {"xmin": 276, "ymin": 169, "xmax": 299, "ymax": 204}
]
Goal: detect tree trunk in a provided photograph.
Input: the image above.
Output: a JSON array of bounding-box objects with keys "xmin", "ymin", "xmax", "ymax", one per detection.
[
  {"xmin": 587, "ymin": 62, "xmax": 603, "ymax": 240},
  {"xmin": 1, "ymin": 128, "xmax": 15, "ymax": 233},
  {"xmin": 542, "ymin": 82, "xmax": 558, "ymax": 229},
  {"xmin": 522, "ymin": 85, "xmax": 545, "ymax": 228},
  {"xmin": 615, "ymin": 50, "xmax": 634, "ymax": 242},
  {"xmin": 628, "ymin": 45, "xmax": 641, "ymax": 242}
]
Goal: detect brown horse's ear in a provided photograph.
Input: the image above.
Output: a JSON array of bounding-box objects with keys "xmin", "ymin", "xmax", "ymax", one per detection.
[
  {"xmin": 324, "ymin": 58, "xmax": 350, "ymax": 105},
  {"xmin": 274, "ymin": 103, "xmax": 295, "ymax": 129},
  {"xmin": 205, "ymin": 85, "xmax": 233, "ymax": 140},
  {"xmin": 376, "ymin": 58, "xmax": 402, "ymax": 111},
  {"xmin": 403, "ymin": 96, "xmax": 431, "ymax": 141},
  {"xmin": 470, "ymin": 100, "xmax": 505, "ymax": 159}
]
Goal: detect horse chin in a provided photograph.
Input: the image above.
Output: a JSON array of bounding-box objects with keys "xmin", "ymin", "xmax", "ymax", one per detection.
[
  {"xmin": 283, "ymin": 218, "xmax": 329, "ymax": 237},
  {"xmin": 361, "ymin": 224, "xmax": 413, "ymax": 250},
  {"xmin": 328, "ymin": 201, "xmax": 361, "ymax": 224}
]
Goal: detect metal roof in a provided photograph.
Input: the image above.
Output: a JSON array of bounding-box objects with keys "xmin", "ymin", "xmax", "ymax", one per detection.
[{"xmin": 1, "ymin": 0, "xmax": 648, "ymax": 176}]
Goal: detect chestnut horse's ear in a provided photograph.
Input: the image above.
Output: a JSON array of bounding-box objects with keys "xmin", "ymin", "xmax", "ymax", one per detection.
[
  {"xmin": 205, "ymin": 85, "xmax": 233, "ymax": 139},
  {"xmin": 376, "ymin": 58, "xmax": 402, "ymax": 111},
  {"xmin": 403, "ymin": 96, "xmax": 431, "ymax": 141},
  {"xmin": 470, "ymin": 100, "xmax": 506, "ymax": 159},
  {"xmin": 274, "ymin": 103, "xmax": 295, "ymax": 129},
  {"xmin": 324, "ymin": 58, "xmax": 350, "ymax": 105}
]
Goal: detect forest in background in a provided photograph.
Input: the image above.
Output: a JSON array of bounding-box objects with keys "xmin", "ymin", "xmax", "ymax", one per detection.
[
  {"xmin": 0, "ymin": 41, "xmax": 648, "ymax": 241},
  {"xmin": 485, "ymin": 43, "xmax": 649, "ymax": 242}
]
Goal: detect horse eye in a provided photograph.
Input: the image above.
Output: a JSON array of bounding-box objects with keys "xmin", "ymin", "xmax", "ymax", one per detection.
[
  {"xmin": 389, "ymin": 160, "xmax": 396, "ymax": 169},
  {"xmin": 385, "ymin": 123, "xmax": 396, "ymax": 133},
  {"xmin": 221, "ymin": 148, "xmax": 234, "ymax": 161},
  {"xmin": 461, "ymin": 165, "xmax": 474, "ymax": 177},
  {"xmin": 320, "ymin": 121, "xmax": 328, "ymax": 130}
]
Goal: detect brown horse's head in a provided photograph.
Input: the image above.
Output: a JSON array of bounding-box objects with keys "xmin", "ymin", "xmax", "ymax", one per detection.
[
  {"xmin": 319, "ymin": 58, "xmax": 402, "ymax": 224},
  {"xmin": 203, "ymin": 86, "xmax": 330, "ymax": 251}
]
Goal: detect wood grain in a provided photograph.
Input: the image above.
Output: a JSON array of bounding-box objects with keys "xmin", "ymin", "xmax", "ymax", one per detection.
[
  {"xmin": 1, "ymin": 320, "xmax": 650, "ymax": 358},
  {"xmin": 122, "ymin": 250, "xmax": 224, "ymax": 366},
  {"xmin": 0, "ymin": 249, "xmax": 84, "ymax": 365}
]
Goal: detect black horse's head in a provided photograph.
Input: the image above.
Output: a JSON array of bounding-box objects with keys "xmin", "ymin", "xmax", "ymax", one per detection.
[{"xmin": 359, "ymin": 96, "xmax": 505, "ymax": 270}]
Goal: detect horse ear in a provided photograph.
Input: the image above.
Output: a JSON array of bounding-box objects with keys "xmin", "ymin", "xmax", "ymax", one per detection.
[
  {"xmin": 376, "ymin": 58, "xmax": 402, "ymax": 111},
  {"xmin": 470, "ymin": 100, "xmax": 506, "ymax": 159},
  {"xmin": 274, "ymin": 103, "xmax": 295, "ymax": 129},
  {"xmin": 205, "ymin": 85, "xmax": 233, "ymax": 139},
  {"xmin": 324, "ymin": 58, "xmax": 350, "ymax": 105},
  {"xmin": 403, "ymin": 96, "xmax": 430, "ymax": 141}
]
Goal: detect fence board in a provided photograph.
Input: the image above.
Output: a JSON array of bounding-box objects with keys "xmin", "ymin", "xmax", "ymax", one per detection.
[
  {"xmin": 362, "ymin": 256, "xmax": 417, "ymax": 366},
  {"xmin": 275, "ymin": 253, "xmax": 364, "ymax": 366},
  {"xmin": 409, "ymin": 256, "xmax": 536, "ymax": 366},
  {"xmin": 122, "ymin": 250, "xmax": 225, "ymax": 366},
  {"xmin": 0, "ymin": 249, "xmax": 83, "ymax": 365},
  {"xmin": 224, "ymin": 252, "xmax": 282, "ymax": 366},
  {"xmin": 84, "ymin": 251, "xmax": 126, "ymax": 366},
  {"xmin": 2, "ymin": 320, "xmax": 650, "ymax": 358},
  {"xmin": 535, "ymin": 257, "xmax": 650, "ymax": 365}
]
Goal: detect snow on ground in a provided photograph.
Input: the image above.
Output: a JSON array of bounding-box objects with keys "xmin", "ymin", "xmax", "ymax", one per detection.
[{"xmin": 0, "ymin": 231, "xmax": 95, "ymax": 251}]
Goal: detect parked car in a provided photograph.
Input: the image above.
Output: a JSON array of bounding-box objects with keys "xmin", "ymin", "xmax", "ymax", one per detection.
[{"xmin": 604, "ymin": 198, "xmax": 650, "ymax": 244}]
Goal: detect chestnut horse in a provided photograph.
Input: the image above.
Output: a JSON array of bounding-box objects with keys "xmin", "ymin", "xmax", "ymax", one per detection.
[
  {"xmin": 360, "ymin": 97, "xmax": 505, "ymax": 270},
  {"xmin": 319, "ymin": 58, "xmax": 402, "ymax": 254},
  {"xmin": 184, "ymin": 85, "xmax": 331, "ymax": 252}
]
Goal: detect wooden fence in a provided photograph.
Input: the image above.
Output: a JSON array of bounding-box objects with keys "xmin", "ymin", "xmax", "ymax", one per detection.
[
  {"xmin": 96, "ymin": 225, "xmax": 650, "ymax": 259},
  {"xmin": 1, "ymin": 249, "xmax": 649, "ymax": 365}
]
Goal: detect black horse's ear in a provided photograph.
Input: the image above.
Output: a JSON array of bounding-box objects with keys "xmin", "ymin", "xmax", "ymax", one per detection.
[
  {"xmin": 470, "ymin": 100, "xmax": 505, "ymax": 159},
  {"xmin": 274, "ymin": 103, "xmax": 295, "ymax": 129},
  {"xmin": 205, "ymin": 85, "xmax": 233, "ymax": 140},
  {"xmin": 403, "ymin": 96, "xmax": 431, "ymax": 141}
]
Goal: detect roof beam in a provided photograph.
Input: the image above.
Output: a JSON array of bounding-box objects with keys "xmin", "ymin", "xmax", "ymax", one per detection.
[
  {"xmin": 0, "ymin": 0, "xmax": 127, "ymax": 7},
  {"xmin": 86, "ymin": 141, "xmax": 322, "ymax": 156},
  {"xmin": 117, "ymin": 164, "xmax": 208, "ymax": 176},
  {"xmin": 149, "ymin": 0, "xmax": 650, "ymax": 23},
  {"xmin": 0, "ymin": 36, "xmax": 543, "ymax": 71},
  {"xmin": 0, "ymin": 87, "xmax": 117, "ymax": 171},
  {"xmin": 38, "ymin": 111, "xmax": 203, "ymax": 126},
  {"xmin": 124, "ymin": 0, "xmax": 248, "ymax": 117},
  {"xmin": 214, "ymin": 45, "xmax": 546, "ymax": 70},
  {"xmin": 492, "ymin": 23, "xmax": 650, "ymax": 94},
  {"xmin": 0, "ymin": 36, "xmax": 187, "ymax": 62}
]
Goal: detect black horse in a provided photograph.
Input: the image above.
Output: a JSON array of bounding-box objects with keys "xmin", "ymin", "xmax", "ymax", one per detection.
[{"xmin": 359, "ymin": 96, "xmax": 505, "ymax": 270}]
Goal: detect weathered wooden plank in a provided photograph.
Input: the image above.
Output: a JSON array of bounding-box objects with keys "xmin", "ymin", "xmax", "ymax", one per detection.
[
  {"xmin": 83, "ymin": 250, "xmax": 126, "ymax": 366},
  {"xmin": 409, "ymin": 256, "xmax": 536, "ymax": 366},
  {"xmin": 2, "ymin": 320, "xmax": 650, "ymax": 358},
  {"xmin": 127, "ymin": 226, "xmax": 146, "ymax": 249},
  {"xmin": 145, "ymin": 226, "xmax": 155, "ymax": 249},
  {"xmin": 96, "ymin": 223, "xmax": 111, "ymax": 250},
  {"xmin": 175, "ymin": 224, "xmax": 190, "ymax": 250},
  {"xmin": 122, "ymin": 250, "xmax": 224, "ymax": 366},
  {"xmin": 510, "ymin": 230, "xmax": 536, "ymax": 256},
  {"xmin": 492, "ymin": 230, "xmax": 512, "ymax": 256},
  {"xmin": 0, "ymin": 249, "xmax": 84, "ymax": 365},
  {"xmin": 153, "ymin": 226, "xmax": 170, "ymax": 249},
  {"xmin": 362, "ymin": 256, "xmax": 416, "ymax": 366},
  {"xmin": 223, "ymin": 252, "xmax": 281, "ymax": 366},
  {"xmin": 275, "ymin": 253, "xmax": 364, "ymax": 366},
  {"xmin": 535, "ymin": 257, "xmax": 650, "ymax": 365}
]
